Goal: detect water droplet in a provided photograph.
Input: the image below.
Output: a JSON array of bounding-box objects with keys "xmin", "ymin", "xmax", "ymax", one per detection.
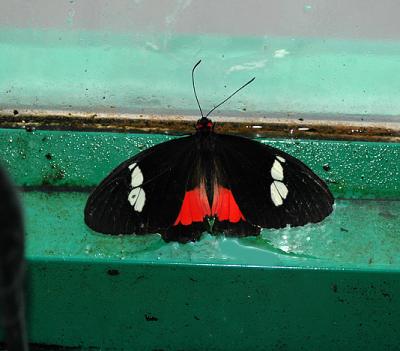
[{"xmin": 304, "ymin": 4, "xmax": 312, "ymax": 12}]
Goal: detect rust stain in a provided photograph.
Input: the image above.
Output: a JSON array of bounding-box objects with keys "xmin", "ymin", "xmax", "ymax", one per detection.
[{"xmin": 0, "ymin": 109, "xmax": 399, "ymax": 142}]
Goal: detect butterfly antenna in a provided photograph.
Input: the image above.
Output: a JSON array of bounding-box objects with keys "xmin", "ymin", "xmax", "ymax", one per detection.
[
  {"xmin": 205, "ymin": 77, "xmax": 255, "ymax": 118},
  {"xmin": 192, "ymin": 60, "xmax": 204, "ymax": 118}
]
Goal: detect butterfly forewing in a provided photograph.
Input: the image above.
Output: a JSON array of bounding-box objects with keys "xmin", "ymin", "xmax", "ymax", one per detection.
[
  {"xmin": 84, "ymin": 136, "xmax": 199, "ymax": 235},
  {"xmin": 214, "ymin": 134, "xmax": 334, "ymax": 229}
]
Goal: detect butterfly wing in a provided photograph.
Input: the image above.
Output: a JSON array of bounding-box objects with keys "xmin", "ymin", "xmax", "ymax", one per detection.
[
  {"xmin": 212, "ymin": 134, "xmax": 334, "ymax": 231},
  {"xmin": 84, "ymin": 135, "xmax": 208, "ymax": 241}
]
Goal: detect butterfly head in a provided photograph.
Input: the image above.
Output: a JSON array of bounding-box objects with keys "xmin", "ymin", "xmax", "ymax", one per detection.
[
  {"xmin": 195, "ymin": 117, "xmax": 214, "ymax": 132},
  {"xmin": 191, "ymin": 60, "xmax": 255, "ymax": 134}
]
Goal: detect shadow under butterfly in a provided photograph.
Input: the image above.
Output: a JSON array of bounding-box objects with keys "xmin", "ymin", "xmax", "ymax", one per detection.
[{"xmin": 85, "ymin": 60, "xmax": 334, "ymax": 243}]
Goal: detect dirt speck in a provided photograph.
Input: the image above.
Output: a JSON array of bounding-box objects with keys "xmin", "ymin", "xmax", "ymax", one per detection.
[
  {"xmin": 379, "ymin": 211, "xmax": 397, "ymax": 220},
  {"xmin": 107, "ymin": 269, "xmax": 120, "ymax": 276},
  {"xmin": 42, "ymin": 164, "xmax": 65, "ymax": 185},
  {"xmin": 145, "ymin": 314, "xmax": 158, "ymax": 322}
]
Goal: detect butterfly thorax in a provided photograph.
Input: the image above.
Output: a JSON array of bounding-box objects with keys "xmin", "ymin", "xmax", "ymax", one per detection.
[
  {"xmin": 192, "ymin": 128, "xmax": 217, "ymax": 207},
  {"xmin": 195, "ymin": 117, "xmax": 214, "ymax": 133}
]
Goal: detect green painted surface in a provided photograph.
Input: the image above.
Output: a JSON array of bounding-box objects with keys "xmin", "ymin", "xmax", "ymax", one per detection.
[
  {"xmin": 1, "ymin": 28, "xmax": 400, "ymax": 119},
  {"xmin": 1, "ymin": 128, "xmax": 399, "ymax": 199},
  {"xmin": 0, "ymin": 127, "xmax": 400, "ymax": 349},
  {"xmin": 1, "ymin": 25, "xmax": 400, "ymax": 350},
  {"xmin": 0, "ymin": 127, "xmax": 398, "ymax": 268},
  {"xmin": 23, "ymin": 192, "xmax": 400, "ymax": 269},
  {"xmin": 25, "ymin": 262, "xmax": 400, "ymax": 351}
]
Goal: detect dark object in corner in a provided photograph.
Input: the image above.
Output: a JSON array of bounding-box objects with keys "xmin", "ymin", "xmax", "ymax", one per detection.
[{"xmin": 0, "ymin": 167, "xmax": 28, "ymax": 351}]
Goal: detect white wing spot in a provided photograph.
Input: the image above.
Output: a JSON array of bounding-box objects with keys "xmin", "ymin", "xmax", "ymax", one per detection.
[
  {"xmin": 276, "ymin": 156, "xmax": 286, "ymax": 163},
  {"xmin": 270, "ymin": 182, "xmax": 283, "ymax": 206},
  {"xmin": 127, "ymin": 163, "xmax": 146, "ymax": 212},
  {"xmin": 130, "ymin": 165, "xmax": 144, "ymax": 187},
  {"xmin": 128, "ymin": 187, "xmax": 146, "ymax": 212},
  {"xmin": 270, "ymin": 181, "xmax": 288, "ymax": 207},
  {"xmin": 275, "ymin": 180, "xmax": 288, "ymax": 199},
  {"xmin": 271, "ymin": 160, "xmax": 284, "ymax": 181}
]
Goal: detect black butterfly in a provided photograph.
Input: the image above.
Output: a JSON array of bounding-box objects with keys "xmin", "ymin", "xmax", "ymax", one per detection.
[{"xmin": 85, "ymin": 60, "xmax": 334, "ymax": 243}]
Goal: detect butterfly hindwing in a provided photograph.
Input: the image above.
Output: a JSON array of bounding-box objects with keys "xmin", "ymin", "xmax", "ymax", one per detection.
[
  {"xmin": 213, "ymin": 134, "xmax": 334, "ymax": 230},
  {"xmin": 85, "ymin": 136, "xmax": 206, "ymax": 238}
]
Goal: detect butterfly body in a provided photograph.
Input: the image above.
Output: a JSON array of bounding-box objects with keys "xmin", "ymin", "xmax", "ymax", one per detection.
[{"xmin": 85, "ymin": 116, "xmax": 334, "ymax": 243}]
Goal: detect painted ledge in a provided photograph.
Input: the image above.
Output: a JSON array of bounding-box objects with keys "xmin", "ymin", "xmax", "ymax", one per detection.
[{"xmin": 1, "ymin": 108, "xmax": 400, "ymax": 142}]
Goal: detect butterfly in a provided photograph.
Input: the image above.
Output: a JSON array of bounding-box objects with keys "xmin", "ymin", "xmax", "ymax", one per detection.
[{"xmin": 84, "ymin": 60, "xmax": 334, "ymax": 243}]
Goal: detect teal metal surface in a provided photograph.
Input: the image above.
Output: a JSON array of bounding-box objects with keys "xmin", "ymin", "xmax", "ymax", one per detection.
[
  {"xmin": 23, "ymin": 192, "xmax": 400, "ymax": 269},
  {"xmin": 2, "ymin": 9, "xmax": 400, "ymax": 350},
  {"xmin": 1, "ymin": 29, "xmax": 400, "ymax": 119},
  {"xmin": 0, "ymin": 127, "xmax": 399, "ymax": 268},
  {"xmin": 0, "ymin": 127, "xmax": 399, "ymax": 350},
  {"xmin": 24, "ymin": 261, "xmax": 400, "ymax": 351},
  {"xmin": 1, "ymin": 128, "xmax": 399, "ymax": 199}
]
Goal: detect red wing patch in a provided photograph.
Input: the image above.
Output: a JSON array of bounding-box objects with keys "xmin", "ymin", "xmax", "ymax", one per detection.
[
  {"xmin": 174, "ymin": 185, "xmax": 245, "ymax": 226},
  {"xmin": 212, "ymin": 186, "xmax": 245, "ymax": 223},
  {"xmin": 174, "ymin": 186, "xmax": 211, "ymax": 226}
]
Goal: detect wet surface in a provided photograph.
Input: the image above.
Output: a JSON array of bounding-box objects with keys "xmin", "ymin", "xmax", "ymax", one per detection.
[
  {"xmin": 1, "ymin": 129, "xmax": 399, "ymax": 200},
  {"xmin": 1, "ymin": 128, "xmax": 399, "ymax": 269},
  {"xmin": 23, "ymin": 191, "xmax": 400, "ymax": 270}
]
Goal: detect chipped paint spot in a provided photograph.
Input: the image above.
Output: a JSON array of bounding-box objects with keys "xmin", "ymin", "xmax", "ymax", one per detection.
[
  {"xmin": 274, "ymin": 49, "xmax": 290, "ymax": 58},
  {"xmin": 228, "ymin": 59, "xmax": 268, "ymax": 73}
]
